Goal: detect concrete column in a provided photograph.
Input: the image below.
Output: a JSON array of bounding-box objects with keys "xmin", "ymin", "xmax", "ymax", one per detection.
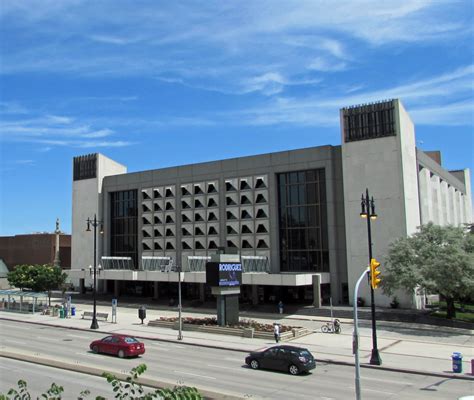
[
  {"xmin": 418, "ymin": 167, "xmax": 433, "ymax": 224},
  {"xmin": 199, "ymin": 283, "xmax": 205, "ymax": 302},
  {"xmin": 431, "ymin": 174, "xmax": 442, "ymax": 225},
  {"xmin": 458, "ymin": 193, "xmax": 465, "ymax": 225},
  {"xmin": 453, "ymin": 189, "xmax": 460, "ymax": 226},
  {"xmin": 440, "ymin": 180, "xmax": 449, "ymax": 225},
  {"xmin": 79, "ymin": 278, "xmax": 85, "ymax": 294},
  {"xmin": 153, "ymin": 282, "xmax": 159, "ymax": 300},
  {"xmin": 251, "ymin": 285, "xmax": 259, "ymax": 305},
  {"xmin": 114, "ymin": 280, "xmax": 120, "ymax": 298},
  {"xmin": 312, "ymin": 275, "xmax": 321, "ymax": 308}
]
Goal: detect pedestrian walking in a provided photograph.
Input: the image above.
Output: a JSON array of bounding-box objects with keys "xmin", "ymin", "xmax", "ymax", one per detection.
[
  {"xmin": 278, "ymin": 300, "xmax": 284, "ymax": 314},
  {"xmin": 273, "ymin": 323, "xmax": 280, "ymax": 343}
]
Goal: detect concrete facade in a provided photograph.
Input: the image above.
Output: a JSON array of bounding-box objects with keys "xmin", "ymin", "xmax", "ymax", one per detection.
[{"xmin": 69, "ymin": 99, "xmax": 472, "ymax": 308}]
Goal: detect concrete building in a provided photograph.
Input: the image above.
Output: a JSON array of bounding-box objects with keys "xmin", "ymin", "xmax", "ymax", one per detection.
[{"xmin": 68, "ymin": 99, "xmax": 472, "ymax": 308}]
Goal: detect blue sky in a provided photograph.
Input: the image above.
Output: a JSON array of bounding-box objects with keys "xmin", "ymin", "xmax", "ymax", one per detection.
[{"xmin": 0, "ymin": 1, "xmax": 473, "ymax": 236}]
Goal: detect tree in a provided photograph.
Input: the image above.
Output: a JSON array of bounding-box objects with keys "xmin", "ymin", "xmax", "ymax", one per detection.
[
  {"xmin": 7, "ymin": 264, "xmax": 68, "ymax": 306},
  {"xmin": 383, "ymin": 223, "xmax": 474, "ymax": 319}
]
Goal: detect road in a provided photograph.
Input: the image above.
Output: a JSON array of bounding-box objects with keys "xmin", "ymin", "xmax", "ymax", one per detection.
[{"xmin": 1, "ymin": 320, "xmax": 472, "ymax": 399}]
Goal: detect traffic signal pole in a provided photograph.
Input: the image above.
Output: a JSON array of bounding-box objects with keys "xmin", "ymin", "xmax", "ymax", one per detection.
[{"xmin": 353, "ymin": 266, "xmax": 369, "ymax": 400}]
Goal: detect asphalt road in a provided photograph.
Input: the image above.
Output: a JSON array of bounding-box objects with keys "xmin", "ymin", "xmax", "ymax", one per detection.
[{"xmin": 1, "ymin": 320, "xmax": 472, "ymax": 399}]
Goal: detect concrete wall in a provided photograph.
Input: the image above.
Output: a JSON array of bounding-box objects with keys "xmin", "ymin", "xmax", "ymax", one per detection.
[
  {"xmin": 71, "ymin": 154, "xmax": 126, "ymax": 286},
  {"xmin": 341, "ymin": 100, "xmax": 420, "ymax": 308}
]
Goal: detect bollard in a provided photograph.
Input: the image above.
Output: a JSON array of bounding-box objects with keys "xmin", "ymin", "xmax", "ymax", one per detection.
[{"xmin": 452, "ymin": 352, "xmax": 463, "ymax": 373}]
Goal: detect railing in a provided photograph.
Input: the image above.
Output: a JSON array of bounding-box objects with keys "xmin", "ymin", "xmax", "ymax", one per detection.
[{"xmin": 101, "ymin": 256, "xmax": 134, "ymax": 270}]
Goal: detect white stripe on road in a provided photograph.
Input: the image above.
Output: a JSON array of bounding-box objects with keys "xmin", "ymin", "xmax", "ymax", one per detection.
[
  {"xmin": 225, "ymin": 357, "xmax": 243, "ymax": 362},
  {"xmin": 66, "ymin": 334, "xmax": 90, "ymax": 339},
  {"xmin": 3, "ymin": 339, "xmax": 27, "ymax": 345},
  {"xmin": 362, "ymin": 376, "xmax": 414, "ymax": 386},
  {"xmin": 174, "ymin": 370, "xmax": 216, "ymax": 380},
  {"xmin": 207, "ymin": 364, "xmax": 239, "ymax": 370}
]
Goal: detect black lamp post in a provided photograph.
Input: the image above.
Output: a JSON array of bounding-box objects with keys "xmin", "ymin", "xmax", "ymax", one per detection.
[
  {"xmin": 86, "ymin": 214, "xmax": 103, "ymax": 330},
  {"xmin": 360, "ymin": 188, "xmax": 382, "ymax": 366}
]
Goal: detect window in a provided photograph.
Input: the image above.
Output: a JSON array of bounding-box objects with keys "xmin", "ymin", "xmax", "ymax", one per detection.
[{"xmin": 277, "ymin": 169, "xmax": 328, "ymax": 272}]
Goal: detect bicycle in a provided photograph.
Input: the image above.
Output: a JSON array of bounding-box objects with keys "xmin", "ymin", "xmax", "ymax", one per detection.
[{"xmin": 321, "ymin": 319, "xmax": 341, "ymax": 334}]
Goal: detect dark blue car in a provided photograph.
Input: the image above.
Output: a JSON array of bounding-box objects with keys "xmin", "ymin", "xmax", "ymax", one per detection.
[{"xmin": 245, "ymin": 345, "xmax": 316, "ymax": 375}]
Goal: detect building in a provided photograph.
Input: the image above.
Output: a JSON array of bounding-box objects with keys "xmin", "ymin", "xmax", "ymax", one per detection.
[
  {"xmin": 68, "ymin": 99, "xmax": 472, "ymax": 308},
  {"xmin": 0, "ymin": 233, "xmax": 71, "ymax": 271}
]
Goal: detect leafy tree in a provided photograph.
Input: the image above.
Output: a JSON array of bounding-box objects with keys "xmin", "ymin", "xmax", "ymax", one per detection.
[
  {"xmin": 7, "ymin": 264, "xmax": 68, "ymax": 306},
  {"xmin": 383, "ymin": 223, "xmax": 474, "ymax": 319},
  {"xmin": 1, "ymin": 364, "xmax": 203, "ymax": 399}
]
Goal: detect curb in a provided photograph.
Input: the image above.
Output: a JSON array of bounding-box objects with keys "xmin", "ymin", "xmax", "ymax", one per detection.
[{"xmin": 2, "ymin": 317, "xmax": 473, "ymax": 381}]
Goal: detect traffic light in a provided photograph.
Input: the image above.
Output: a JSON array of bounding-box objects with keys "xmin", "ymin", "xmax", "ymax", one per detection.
[{"xmin": 370, "ymin": 258, "xmax": 381, "ymax": 289}]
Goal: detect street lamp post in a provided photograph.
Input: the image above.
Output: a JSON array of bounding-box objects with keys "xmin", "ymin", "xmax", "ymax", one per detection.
[
  {"xmin": 176, "ymin": 263, "xmax": 183, "ymax": 340},
  {"xmin": 360, "ymin": 188, "xmax": 382, "ymax": 366},
  {"xmin": 86, "ymin": 214, "xmax": 103, "ymax": 330}
]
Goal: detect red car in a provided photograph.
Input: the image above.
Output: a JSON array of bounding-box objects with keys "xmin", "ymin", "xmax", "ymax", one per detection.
[{"xmin": 89, "ymin": 335, "xmax": 145, "ymax": 358}]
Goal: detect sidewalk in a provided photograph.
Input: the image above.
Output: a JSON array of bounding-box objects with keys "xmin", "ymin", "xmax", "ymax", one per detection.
[{"xmin": 1, "ymin": 301, "xmax": 473, "ymax": 381}]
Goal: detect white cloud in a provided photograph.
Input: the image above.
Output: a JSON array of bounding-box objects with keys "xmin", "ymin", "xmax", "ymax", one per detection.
[{"xmin": 308, "ymin": 57, "xmax": 346, "ymax": 72}]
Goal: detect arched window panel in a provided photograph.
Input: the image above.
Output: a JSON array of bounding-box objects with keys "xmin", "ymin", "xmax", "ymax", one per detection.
[
  {"xmin": 225, "ymin": 179, "xmax": 237, "ymax": 192},
  {"xmin": 165, "ymin": 228, "xmax": 175, "ymax": 237},
  {"xmin": 165, "ymin": 201, "xmax": 175, "ymax": 211},
  {"xmin": 256, "ymin": 205, "xmax": 269, "ymax": 219},
  {"xmin": 226, "ymin": 210, "xmax": 238, "ymax": 220},
  {"xmin": 256, "ymin": 222, "xmax": 269, "ymax": 234},
  {"xmin": 154, "ymin": 228, "xmax": 163, "ymax": 237},
  {"xmin": 154, "ymin": 202, "xmax": 163, "ymax": 212},
  {"xmin": 226, "ymin": 239, "xmax": 238, "ymax": 248},
  {"xmin": 153, "ymin": 214, "xmax": 163, "ymax": 225},
  {"xmin": 181, "ymin": 211, "xmax": 193, "ymax": 223},
  {"xmin": 165, "ymin": 213, "xmax": 175, "ymax": 224},
  {"xmin": 142, "ymin": 216, "xmax": 151, "ymax": 225},
  {"xmin": 207, "ymin": 224, "xmax": 218, "ymax": 236},
  {"xmin": 165, "ymin": 241, "xmax": 175, "ymax": 250},
  {"xmin": 181, "ymin": 226, "xmax": 192, "ymax": 236},
  {"xmin": 181, "ymin": 185, "xmax": 192, "ymax": 197},
  {"xmin": 240, "ymin": 195, "xmax": 252, "ymax": 205},
  {"xmin": 182, "ymin": 241, "xmax": 192, "ymax": 250},
  {"xmin": 142, "ymin": 229, "xmax": 151, "ymax": 238},
  {"xmin": 194, "ymin": 184, "xmax": 204, "ymax": 195},
  {"xmin": 207, "ymin": 182, "xmax": 218, "ymax": 194},
  {"xmin": 154, "ymin": 241, "xmax": 163, "ymax": 251},
  {"xmin": 255, "ymin": 175, "xmax": 268, "ymax": 189},
  {"xmin": 257, "ymin": 239, "xmax": 269, "ymax": 249},
  {"xmin": 194, "ymin": 198, "xmax": 204, "ymax": 208},
  {"xmin": 165, "ymin": 186, "xmax": 175, "ymax": 198},
  {"xmin": 207, "ymin": 196, "xmax": 218, "ymax": 208},
  {"xmin": 142, "ymin": 202, "xmax": 152, "ymax": 213},
  {"xmin": 195, "ymin": 226, "xmax": 205, "ymax": 236},
  {"xmin": 226, "ymin": 194, "xmax": 238, "ymax": 206},
  {"xmin": 241, "ymin": 223, "xmax": 253, "ymax": 234},
  {"xmin": 207, "ymin": 211, "xmax": 218, "ymax": 221},
  {"xmin": 194, "ymin": 212, "xmax": 205, "ymax": 222},
  {"xmin": 226, "ymin": 223, "xmax": 239, "ymax": 235},
  {"xmin": 239, "ymin": 179, "xmax": 252, "ymax": 191},
  {"xmin": 241, "ymin": 208, "xmax": 253, "ymax": 219},
  {"xmin": 255, "ymin": 192, "xmax": 268, "ymax": 204},
  {"xmin": 153, "ymin": 188, "xmax": 163, "ymax": 199},
  {"xmin": 242, "ymin": 239, "xmax": 253, "ymax": 249},
  {"xmin": 142, "ymin": 189, "xmax": 152, "ymax": 200},
  {"xmin": 142, "ymin": 240, "xmax": 152, "ymax": 251},
  {"xmin": 195, "ymin": 240, "xmax": 205, "ymax": 250},
  {"xmin": 208, "ymin": 239, "xmax": 219, "ymax": 249},
  {"xmin": 181, "ymin": 200, "xmax": 191, "ymax": 209}
]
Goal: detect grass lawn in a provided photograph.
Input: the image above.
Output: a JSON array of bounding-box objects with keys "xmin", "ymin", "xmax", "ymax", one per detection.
[{"xmin": 430, "ymin": 301, "xmax": 474, "ymax": 323}]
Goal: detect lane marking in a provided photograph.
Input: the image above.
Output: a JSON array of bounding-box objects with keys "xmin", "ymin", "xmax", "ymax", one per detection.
[
  {"xmin": 224, "ymin": 357, "xmax": 242, "ymax": 362},
  {"xmin": 207, "ymin": 364, "xmax": 239, "ymax": 370},
  {"xmin": 66, "ymin": 334, "xmax": 90, "ymax": 339},
  {"xmin": 362, "ymin": 376, "xmax": 414, "ymax": 386},
  {"xmin": 3, "ymin": 339, "xmax": 27, "ymax": 345},
  {"xmin": 173, "ymin": 370, "xmax": 216, "ymax": 380}
]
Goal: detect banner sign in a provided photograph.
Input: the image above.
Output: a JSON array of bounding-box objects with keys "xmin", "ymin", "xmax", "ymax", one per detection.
[{"xmin": 206, "ymin": 262, "xmax": 242, "ymax": 287}]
